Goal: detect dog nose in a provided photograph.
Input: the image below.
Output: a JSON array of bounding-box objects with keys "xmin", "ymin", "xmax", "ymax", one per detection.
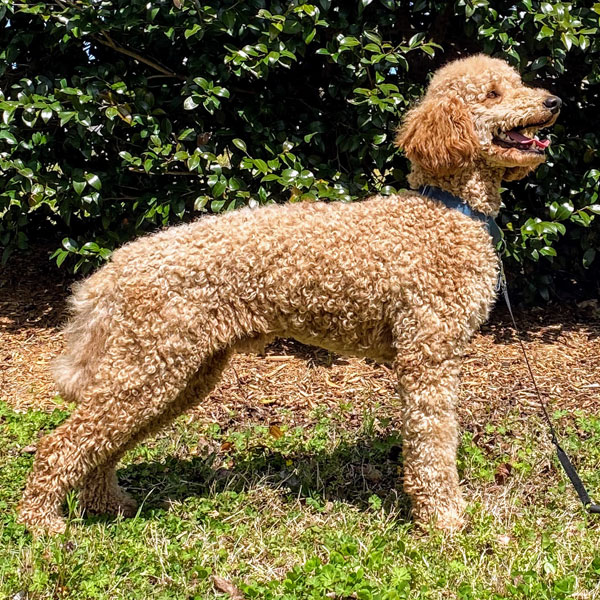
[{"xmin": 543, "ymin": 95, "xmax": 562, "ymax": 113}]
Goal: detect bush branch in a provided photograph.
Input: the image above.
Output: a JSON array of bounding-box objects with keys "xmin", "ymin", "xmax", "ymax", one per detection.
[{"xmin": 93, "ymin": 32, "xmax": 185, "ymax": 80}]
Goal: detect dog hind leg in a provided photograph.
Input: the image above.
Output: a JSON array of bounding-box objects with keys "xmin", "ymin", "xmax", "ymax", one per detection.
[
  {"xmin": 77, "ymin": 350, "xmax": 230, "ymax": 518},
  {"xmin": 18, "ymin": 350, "xmax": 230, "ymax": 535}
]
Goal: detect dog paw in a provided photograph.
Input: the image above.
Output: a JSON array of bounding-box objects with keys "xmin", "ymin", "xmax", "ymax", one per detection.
[
  {"xmin": 412, "ymin": 497, "xmax": 467, "ymax": 533},
  {"xmin": 432, "ymin": 507, "xmax": 466, "ymax": 532},
  {"xmin": 18, "ymin": 511, "xmax": 67, "ymax": 536}
]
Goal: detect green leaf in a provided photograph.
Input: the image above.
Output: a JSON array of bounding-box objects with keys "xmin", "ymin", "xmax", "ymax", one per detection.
[
  {"xmin": 105, "ymin": 106, "xmax": 119, "ymax": 120},
  {"xmin": 85, "ymin": 173, "xmax": 102, "ymax": 190},
  {"xmin": 194, "ymin": 195, "xmax": 210, "ymax": 210},
  {"xmin": 408, "ymin": 33, "xmax": 425, "ymax": 47},
  {"xmin": 212, "ymin": 87, "xmax": 230, "ymax": 98},
  {"xmin": 213, "ymin": 181, "xmax": 226, "ymax": 197},
  {"xmin": 232, "ymin": 138, "xmax": 247, "ymax": 152},
  {"xmin": 73, "ymin": 180, "xmax": 86, "ymax": 195},
  {"xmin": 59, "ymin": 111, "xmax": 76, "ymax": 125},
  {"xmin": 187, "ymin": 154, "xmax": 201, "ymax": 171},
  {"xmin": 178, "ymin": 128, "xmax": 195, "ymax": 141},
  {"xmin": 81, "ymin": 241, "xmax": 100, "ymax": 253},
  {"xmin": 211, "ymin": 198, "xmax": 226, "ymax": 212},
  {"xmin": 261, "ymin": 174, "xmax": 279, "ymax": 182},
  {"xmin": 281, "ymin": 168, "xmax": 300, "ymax": 184},
  {"xmin": 184, "ymin": 96, "xmax": 200, "ymax": 110},
  {"xmin": 194, "ymin": 77, "xmax": 210, "ymax": 90},
  {"xmin": 62, "ymin": 237, "xmax": 79, "ymax": 252},
  {"xmin": 59, "ymin": 87, "xmax": 82, "ymax": 95},
  {"xmin": 252, "ymin": 159, "xmax": 269, "ymax": 174},
  {"xmin": 304, "ymin": 28, "xmax": 316, "ymax": 44},
  {"xmin": 184, "ymin": 24, "xmax": 202, "ymax": 39},
  {"xmin": 54, "ymin": 250, "xmax": 68, "ymax": 267},
  {"xmin": 0, "ymin": 130, "xmax": 17, "ymax": 145},
  {"xmin": 583, "ymin": 248, "xmax": 596, "ymax": 268},
  {"xmin": 298, "ymin": 170, "xmax": 314, "ymax": 186},
  {"xmin": 364, "ymin": 31, "xmax": 382, "ymax": 44},
  {"xmin": 339, "ymin": 36, "xmax": 360, "ymax": 47},
  {"xmin": 530, "ymin": 56, "xmax": 548, "ymax": 70},
  {"xmin": 549, "ymin": 201, "xmax": 573, "ymax": 220},
  {"xmin": 571, "ymin": 211, "xmax": 592, "ymax": 227},
  {"xmin": 228, "ymin": 177, "xmax": 243, "ymax": 190},
  {"xmin": 420, "ymin": 44, "xmax": 435, "ymax": 57}
]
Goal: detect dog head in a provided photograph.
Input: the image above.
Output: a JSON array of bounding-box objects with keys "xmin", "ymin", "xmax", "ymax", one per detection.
[{"xmin": 396, "ymin": 54, "xmax": 561, "ymax": 180}]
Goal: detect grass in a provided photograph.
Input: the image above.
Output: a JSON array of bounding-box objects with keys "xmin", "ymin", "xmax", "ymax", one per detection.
[{"xmin": 1, "ymin": 400, "xmax": 600, "ymax": 599}]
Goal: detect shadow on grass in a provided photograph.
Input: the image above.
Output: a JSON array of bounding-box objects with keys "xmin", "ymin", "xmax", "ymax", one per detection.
[{"xmin": 111, "ymin": 431, "xmax": 411, "ymax": 524}]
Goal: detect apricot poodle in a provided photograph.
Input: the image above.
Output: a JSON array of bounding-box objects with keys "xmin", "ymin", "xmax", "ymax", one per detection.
[{"xmin": 19, "ymin": 54, "xmax": 560, "ymax": 534}]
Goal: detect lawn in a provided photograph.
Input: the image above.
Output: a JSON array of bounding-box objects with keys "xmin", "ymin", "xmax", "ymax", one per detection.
[
  {"xmin": 1, "ymin": 388, "xmax": 600, "ymax": 599},
  {"xmin": 1, "ymin": 252, "xmax": 599, "ymax": 599}
]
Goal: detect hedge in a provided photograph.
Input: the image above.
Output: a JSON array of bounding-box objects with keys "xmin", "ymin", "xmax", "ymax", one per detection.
[{"xmin": 0, "ymin": 0, "xmax": 598, "ymax": 301}]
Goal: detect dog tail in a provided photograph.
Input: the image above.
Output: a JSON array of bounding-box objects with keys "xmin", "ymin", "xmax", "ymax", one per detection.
[{"xmin": 53, "ymin": 273, "xmax": 115, "ymax": 403}]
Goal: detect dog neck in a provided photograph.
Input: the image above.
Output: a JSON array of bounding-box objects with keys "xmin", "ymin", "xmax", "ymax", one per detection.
[{"xmin": 407, "ymin": 160, "xmax": 506, "ymax": 217}]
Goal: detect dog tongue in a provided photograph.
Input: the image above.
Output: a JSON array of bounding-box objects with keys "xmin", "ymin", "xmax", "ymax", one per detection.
[
  {"xmin": 507, "ymin": 129, "xmax": 550, "ymax": 149},
  {"xmin": 507, "ymin": 130, "xmax": 535, "ymax": 146}
]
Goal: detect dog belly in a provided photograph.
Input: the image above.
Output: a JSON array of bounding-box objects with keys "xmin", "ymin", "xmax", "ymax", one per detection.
[{"xmin": 282, "ymin": 317, "xmax": 395, "ymax": 364}]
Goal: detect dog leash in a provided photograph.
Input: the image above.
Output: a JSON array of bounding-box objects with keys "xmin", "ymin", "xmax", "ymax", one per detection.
[
  {"xmin": 498, "ymin": 262, "xmax": 600, "ymax": 514},
  {"xmin": 418, "ymin": 184, "xmax": 599, "ymax": 513}
]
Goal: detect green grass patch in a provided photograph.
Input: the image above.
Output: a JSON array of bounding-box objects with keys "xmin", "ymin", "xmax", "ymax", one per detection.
[{"xmin": 1, "ymin": 401, "xmax": 599, "ymax": 599}]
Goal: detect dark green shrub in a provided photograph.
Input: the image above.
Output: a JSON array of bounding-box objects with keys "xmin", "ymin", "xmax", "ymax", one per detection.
[{"xmin": 0, "ymin": 1, "xmax": 598, "ymax": 300}]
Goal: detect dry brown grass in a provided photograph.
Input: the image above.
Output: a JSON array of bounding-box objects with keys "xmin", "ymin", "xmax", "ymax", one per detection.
[{"xmin": 2, "ymin": 247, "xmax": 598, "ymax": 431}]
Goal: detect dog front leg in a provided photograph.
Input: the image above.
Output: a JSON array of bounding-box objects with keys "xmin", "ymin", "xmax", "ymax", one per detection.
[{"xmin": 395, "ymin": 356, "xmax": 465, "ymax": 531}]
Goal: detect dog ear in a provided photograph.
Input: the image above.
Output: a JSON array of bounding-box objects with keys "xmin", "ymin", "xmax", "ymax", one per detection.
[
  {"xmin": 395, "ymin": 95, "xmax": 478, "ymax": 175},
  {"xmin": 503, "ymin": 165, "xmax": 536, "ymax": 181}
]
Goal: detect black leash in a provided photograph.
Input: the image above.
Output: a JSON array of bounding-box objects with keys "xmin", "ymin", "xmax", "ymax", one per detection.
[
  {"xmin": 499, "ymin": 263, "xmax": 600, "ymax": 514},
  {"xmin": 416, "ymin": 183, "xmax": 599, "ymax": 513}
]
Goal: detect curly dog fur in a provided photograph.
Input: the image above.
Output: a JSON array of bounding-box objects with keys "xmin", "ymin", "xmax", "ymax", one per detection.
[{"xmin": 19, "ymin": 54, "xmax": 560, "ymax": 534}]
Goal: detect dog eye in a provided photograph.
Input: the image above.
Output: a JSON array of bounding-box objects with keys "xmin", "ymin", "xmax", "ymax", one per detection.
[{"xmin": 486, "ymin": 90, "xmax": 500, "ymax": 99}]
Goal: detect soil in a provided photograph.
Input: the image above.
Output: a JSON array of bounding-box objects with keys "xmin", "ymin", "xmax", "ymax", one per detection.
[{"xmin": 1, "ymin": 247, "xmax": 599, "ymax": 434}]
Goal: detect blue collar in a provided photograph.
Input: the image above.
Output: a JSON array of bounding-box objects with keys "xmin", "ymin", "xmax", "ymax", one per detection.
[{"xmin": 418, "ymin": 185, "xmax": 503, "ymax": 248}]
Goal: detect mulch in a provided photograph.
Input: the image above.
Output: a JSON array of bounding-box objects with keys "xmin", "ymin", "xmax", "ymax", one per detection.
[{"xmin": 1, "ymin": 246, "xmax": 599, "ymax": 434}]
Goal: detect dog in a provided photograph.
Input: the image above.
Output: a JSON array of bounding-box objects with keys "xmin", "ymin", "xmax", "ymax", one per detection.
[{"xmin": 19, "ymin": 54, "xmax": 560, "ymax": 534}]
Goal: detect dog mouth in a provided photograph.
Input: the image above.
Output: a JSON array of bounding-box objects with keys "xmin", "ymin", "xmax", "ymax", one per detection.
[{"xmin": 492, "ymin": 119, "xmax": 553, "ymax": 154}]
